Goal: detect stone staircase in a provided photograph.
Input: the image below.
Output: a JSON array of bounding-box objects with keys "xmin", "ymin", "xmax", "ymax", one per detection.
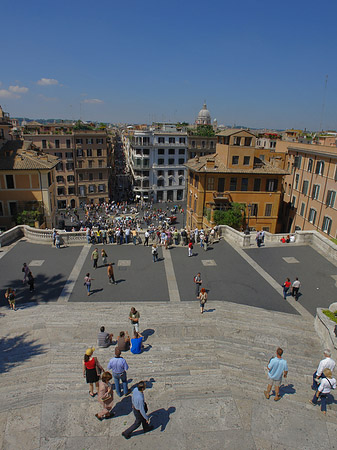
[{"xmin": 1, "ymin": 301, "xmax": 337, "ymax": 449}]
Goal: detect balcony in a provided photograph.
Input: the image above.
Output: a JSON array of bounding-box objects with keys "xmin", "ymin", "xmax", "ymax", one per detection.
[
  {"xmin": 213, "ymin": 192, "xmax": 232, "ymax": 201},
  {"xmin": 154, "ymin": 141, "xmax": 186, "ymax": 147}
]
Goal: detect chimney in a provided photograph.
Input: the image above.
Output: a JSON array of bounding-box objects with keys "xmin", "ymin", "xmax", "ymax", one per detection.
[{"xmin": 206, "ymin": 158, "xmax": 215, "ymax": 168}]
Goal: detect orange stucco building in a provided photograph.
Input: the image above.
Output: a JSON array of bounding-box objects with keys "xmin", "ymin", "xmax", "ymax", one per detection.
[{"xmin": 185, "ymin": 129, "xmax": 288, "ymax": 233}]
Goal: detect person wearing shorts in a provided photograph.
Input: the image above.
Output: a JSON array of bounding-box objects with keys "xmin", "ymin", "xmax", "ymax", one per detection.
[{"xmin": 264, "ymin": 347, "xmax": 288, "ymax": 401}]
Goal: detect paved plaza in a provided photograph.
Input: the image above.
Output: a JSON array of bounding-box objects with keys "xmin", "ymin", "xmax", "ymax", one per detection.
[{"xmin": 0, "ymin": 237, "xmax": 337, "ymax": 449}]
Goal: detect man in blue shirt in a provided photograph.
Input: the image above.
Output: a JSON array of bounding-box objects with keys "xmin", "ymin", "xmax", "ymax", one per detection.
[
  {"xmin": 107, "ymin": 348, "xmax": 129, "ymax": 397},
  {"xmin": 264, "ymin": 347, "xmax": 288, "ymax": 401},
  {"xmin": 130, "ymin": 332, "xmax": 143, "ymax": 354},
  {"xmin": 122, "ymin": 381, "xmax": 154, "ymax": 439}
]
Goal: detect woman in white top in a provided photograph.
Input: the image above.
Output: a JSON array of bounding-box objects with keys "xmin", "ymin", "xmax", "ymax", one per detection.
[{"xmin": 310, "ymin": 368, "xmax": 336, "ymax": 414}]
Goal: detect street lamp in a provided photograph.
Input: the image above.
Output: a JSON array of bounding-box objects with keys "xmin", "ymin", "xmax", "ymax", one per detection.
[{"xmin": 245, "ymin": 203, "xmax": 252, "ymax": 235}]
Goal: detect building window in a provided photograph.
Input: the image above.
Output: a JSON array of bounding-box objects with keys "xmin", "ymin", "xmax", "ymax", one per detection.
[
  {"xmin": 42, "ymin": 139, "xmax": 47, "ymax": 149},
  {"xmin": 266, "ymin": 179, "xmax": 278, "ymax": 192},
  {"xmin": 8, "ymin": 201, "xmax": 17, "ymax": 216},
  {"xmin": 322, "ymin": 216, "xmax": 332, "ymax": 234},
  {"xmin": 178, "ymin": 169, "xmax": 184, "ymax": 176},
  {"xmin": 57, "ymin": 187, "xmax": 65, "ymax": 195},
  {"xmin": 178, "ymin": 158, "xmax": 185, "ymax": 165},
  {"xmin": 88, "ymin": 160, "xmax": 93, "ymax": 168},
  {"xmin": 312, "ymin": 184, "xmax": 320, "ymax": 200},
  {"xmin": 98, "ymin": 160, "xmax": 103, "ymax": 168},
  {"xmin": 308, "ymin": 208, "xmax": 317, "ymax": 224},
  {"xmin": 241, "ymin": 178, "xmax": 248, "ymax": 191},
  {"xmin": 168, "ymin": 170, "xmax": 174, "ymax": 176},
  {"xmin": 169, "ymin": 178, "xmax": 173, "ymax": 186},
  {"xmin": 218, "ymin": 178, "xmax": 225, "ymax": 192},
  {"xmin": 54, "ymin": 152, "xmax": 62, "ymax": 158},
  {"xmin": 55, "ymin": 139, "xmax": 60, "ymax": 148},
  {"xmin": 307, "ymin": 158, "xmax": 313, "ymax": 172},
  {"xmin": 66, "ymin": 152, "xmax": 73, "ymax": 159},
  {"xmin": 89, "ymin": 173, "xmax": 93, "ymax": 181},
  {"xmin": 97, "ymin": 149, "xmax": 102, "ymax": 157},
  {"xmin": 158, "ymin": 179, "xmax": 164, "ymax": 187},
  {"xmin": 168, "ymin": 159, "xmax": 174, "ymax": 165},
  {"xmin": 66, "ymin": 163, "xmax": 74, "ymax": 171},
  {"xmin": 56, "ymin": 162, "xmax": 63, "ymax": 171},
  {"xmin": 78, "ymin": 173, "xmax": 83, "ymax": 181},
  {"xmin": 288, "ymin": 184, "xmax": 291, "ymax": 195},
  {"xmin": 86, "ymin": 138, "xmax": 93, "ymax": 144},
  {"xmin": 158, "ymin": 158, "xmax": 164, "ymax": 165},
  {"xmin": 291, "ymin": 196, "xmax": 296, "ymax": 208},
  {"xmin": 87, "ymin": 149, "xmax": 93, "ymax": 157},
  {"xmin": 68, "ymin": 186, "xmax": 75, "ymax": 195},
  {"xmin": 210, "ymin": 141, "xmax": 214, "ymax": 149},
  {"xmin": 79, "ymin": 185, "xmax": 85, "ymax": 196},
  {"xmin": 143, "ymin": 149, "xmax": 150, "ymax": 155},
  {"xmin": 195, "ymin": 175, "xmax": 199, "ymax": 188},
  {"xmin": 56, "ymin": 176, "xmax": 64, "ymax": 183},
  {"xmin": 294, "ymin": 155, "xmax": 302, "ymax": 169},
  {"xmin": 96, "ymin": 138, "xmax": 103, "ymax": 144},
  {"xmin": 78, "ymin": 161, "xmax": 83, "ymax": 169},
  {"xmin": 207, "ymin": 177, "xmax": 214, "ymax": 190},
  {"xmin": 244, "ymin": 137, "xmax": 252, "ymax": 146},
  {"xmin": 158, "ymin": 149, "xmax": 165, "ymax": 155},
  {"xmin": 169, "ymin": 137, "xmax": 175, "ymax": 144},
  {"xmin": 179, "ymin": 149, "xmax": 185, "ymax": 155},
  {"xmin": 89, "ymin": 185, "xmax": 95, "ymax": 193},
  {"xmin": 335, "ymin": 165, "xmax": 337, "ymax": 181},
  {"xmin": 179, "ymin": 137, "xmax": 185, "ymax": 144},
  {"xmin": 98, "ymin": 184, "xmax": 105, "ymax": 192},
  {"xmin": 202, "ymin": 141, "xmax": 206, "ymax": 148},
  {"xmin": 230, "ymin": 177, "xmax": 237, "ymax": 191},
  {"xmin": 169, "ymin": 149, "xmax": 175, "ymax": 155},
  {"xmin": 326, "ymin": 190, "xmax": 336, "ymax": 208},
  {"xmin": 300, "ymin": 202, "xmax": 305, "ymax": 217},
  {"xmin": 265, "ymin": 204, "xmax": 272, "ymax": 217},
  {"xmin": 194, "ymin": 199, "xmax": 197, "ymax": 212},
  {"xmin": 302, "ymin": 180, "xmax": 309, "ymax": 195},
  {"xmin": 233, "ymin": 136, "xmax": 241, "ymax": 146},
  {"xmin": 254, "ymin": 178, "xmax": 261, "ymax": 191},
  {"xmin": 315, "ymin": 160, "xmax": 324, "ymax": 175},
  {"xmin": 67, "ymin": 175, "xmax": 75, "ymax": 182},
  {"xmin": 158, "ymin": 170, "xmax": 164, "ymax": 177},
  {"xmin": 0, "ymin": 202, "xmax": 3, "ymax": 216},
  {"xmin": 179, "ymin": 178, "xmax": 183, "ymax": 186},
  {"xmin": 76, "ymin": 138, "xmax": 83, "ymax": 144},
  {"xmin": 232, "ymin": 155, "xmax": 239, "ymax": 165},
  {"xmin": 243, "ymin": 156, "xmax": 250, "ymax": 165},
  {"xmin": 158, "ymin": 137, "xmax": 165, "ymax": 144},
  {"xmin": 66, "ymin": 139, "xmax": 71, "ymax": 149},
  {"xmin": 6, "ymin": 175, "xmax": 14, "ymax": 189},
  {"xmin": 99, "ymin": 172, "xmax": 103, "ymax": 180},
  {"xmin": 77, "ymin": 148, "xmax": 83, "ymax": 157},
  {"xmin": 191, "ymin": 140, "xmax": 196, "ymax": 148},
  {"xmin": 294, "ymin": 174, "xmax": 299, "ymax": 190},
  {"xmin": 251, "ymin": 203, "xmax": 258, "ymax": 216}
]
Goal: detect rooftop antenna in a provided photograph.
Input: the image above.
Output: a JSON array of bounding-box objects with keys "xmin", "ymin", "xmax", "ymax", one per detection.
[{"xmin": 319, "ymin": 75, "xmax": 328, "ymax": 132}]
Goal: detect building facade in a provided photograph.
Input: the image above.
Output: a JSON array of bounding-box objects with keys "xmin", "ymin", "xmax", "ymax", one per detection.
[
  {"xmin": 185, "ymin": 129, "xmax": 287, "ymax": 232},
  {"xmin": 24, "ymin": 124, "xmax": 112, "ymax": 208},
  {"xmin": 122, "ymin": 124, "xmax": 188, "ymax": 202},
  {"xmin": 282, "ymin": 142, "xmax": 337, "ymax": 239}
]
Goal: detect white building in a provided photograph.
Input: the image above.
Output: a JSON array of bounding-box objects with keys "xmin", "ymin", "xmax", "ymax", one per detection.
[{"xmin": 122, "ymin": 124, "xmax": 188, "ymax": 202}]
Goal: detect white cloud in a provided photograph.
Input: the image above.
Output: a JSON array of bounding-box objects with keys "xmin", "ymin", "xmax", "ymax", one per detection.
[
  {"xmin": 0, "ymin": 89, "xmax": 20, "ymax": 99},
  {"xmin": 83, "ymin": 98, "xmax": 104, "ymax": 104},
  {"xmin": 9, "ymin": 85, "xmax": 29, "ymax": 94},
  {"xmin": 37, "ymin": 78, "xmax": 59, "ymax": 86}
]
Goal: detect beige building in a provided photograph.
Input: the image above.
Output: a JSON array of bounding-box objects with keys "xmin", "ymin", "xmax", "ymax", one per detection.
[
  {"xmin": 0, "ymin": 140, "xmax": 58, "ymax": 229},
  {"xmin": 24, "ymin": 124, "xmax": 112, "ymax": 208},
  {"xmin": 185, "ymin": 129, "xmax": 288, "ymax": 232},
  {"xmin": 282, "ymin": 142, "xmax": 337, "ymax": 239}
]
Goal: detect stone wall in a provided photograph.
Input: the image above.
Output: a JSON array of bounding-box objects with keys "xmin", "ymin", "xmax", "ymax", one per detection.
[
  {"xmin": 0, "ymin": 226, "xmax": 24, "ymax": 247},
  {"xmin": 315, "ymin": 308, "xmax": 337, "ymax": 361}
]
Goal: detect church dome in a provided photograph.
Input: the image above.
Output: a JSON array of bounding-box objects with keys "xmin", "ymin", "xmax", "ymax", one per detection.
[{"xmin": 196, "ymin": 103, "xmax": 211, "ymax": 125}]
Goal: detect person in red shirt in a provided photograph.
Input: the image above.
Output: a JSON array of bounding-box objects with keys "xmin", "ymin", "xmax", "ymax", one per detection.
[
  {"xmin": 188, "ymin": 240, "xmax": 193, "ymax": 257},
  {"xmin": 280, "ymin": 237, "xmax": 286, "ymax": 243},
  {"xmin": 282, "ymin": 277, "xmax": 291, "ymax": 299}
]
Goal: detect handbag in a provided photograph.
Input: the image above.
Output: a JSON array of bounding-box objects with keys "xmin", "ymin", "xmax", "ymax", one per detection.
[
  {"xmin": 101, "ymin": 392, "xmax": 112, "ymax": 402},
  {"xmin": 94, "ymin": 357, "xmax": 103, "ymax": 376}
]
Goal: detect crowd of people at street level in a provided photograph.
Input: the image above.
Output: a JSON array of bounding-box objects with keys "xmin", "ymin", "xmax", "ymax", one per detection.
[
  {"xmin": 264, "ymin": 347, "xmax": 336, "ymax": 414},
  {"xmin": 82, "ymin": 306, "xmax": 154, "ymax": 438}
]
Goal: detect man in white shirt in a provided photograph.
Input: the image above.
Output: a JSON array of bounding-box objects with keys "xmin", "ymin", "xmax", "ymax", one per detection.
[
  {"xmin": 312, "ymin": 349, "xmax": 336, "ymax": 390},
  {"xmin": 291, "ymin": 277, "xmax": 301, "ymax": 301}
]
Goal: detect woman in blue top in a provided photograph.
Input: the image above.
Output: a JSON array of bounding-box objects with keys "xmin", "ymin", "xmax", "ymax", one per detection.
[{"xmin": 130, "ymin": 332, "xmax": 143, "ymax": 354}]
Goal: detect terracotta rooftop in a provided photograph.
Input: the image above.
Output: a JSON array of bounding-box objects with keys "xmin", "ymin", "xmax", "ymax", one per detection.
[
  {"xmin": 185, "ymin": 154, "xmax": 288, "ymax": 175},
  {"xmin": 216, "ymin": 128, "xmax": 256, "ymax": 137},
  {"xmin": 0, "ymin": 140, "xmax": 59, "ymax": 170}
]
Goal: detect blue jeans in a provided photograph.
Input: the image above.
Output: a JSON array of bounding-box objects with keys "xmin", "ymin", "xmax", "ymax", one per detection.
[
  {"xmin": 312, "ymin": 391, "xmax": 328, "ymax": 412},
  {"xmin": 109, "ymin": 236, "xmax": 113, "ymax": 243},
  {"xmin": 86, "ymin": 235, "xmax": 91, "ymax": 244},
  {"xmin": 283, "ymin": 286, "xmax": 289, "ymax": 299},
  {"xmin": 113, "ymin": 372, "xmax": 128, "ymax": 397},
  {"xmin": 133, "ymin": 237, "xmax": 137, "ymax": 245}
]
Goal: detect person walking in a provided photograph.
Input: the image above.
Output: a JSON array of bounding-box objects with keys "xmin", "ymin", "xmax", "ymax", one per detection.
[
  {"xmin": 194, "ymin": 272, "xmax": 202, "ymax": 297},
  {"xmin": 198, "ymin": 287, "xmax": 208, "ymax": 314},
  {"xmin": 107, "ymin": 263, "xmax": 116, "ymax": 284},
  {"xmin": 95, "ymin": 371, "xmax": 115, "ymax": 420},
  {"xmin": 188, "ymin": 240, "xmax": 193, "ymax": 257},
  {"xmin": 27, "ymin": 271, "xmax": 35, "ymax": 292},
  {"xmin": 282, "ymin": 277, "xmax": 291, "ymax": 300},
  {"xmin": 22, "ymin": 263, "xmax": 30, "ymax": 283},
  {"xmin": 5, "ymin": 288, "xmax": 16, "ymax": 311},
  {"xmin": 264, "ymin": 347, "xmax": 288, "ymax": 401},
  {"xmin": 107, "ymin": 348, "xmax": 129, "ymax": 397},
  {"xmin": 92, "ymin": 248, "xmax": 99, "ymax": 269},
  {"xmin": 83, "ymin": 347, "xmax": 103, "ymax": 398},
  {"xmin": 309, "ymin": 368, "xmax": 336, "ymax": 414},
  {"xmin": 312, "ymin": 349, "xmax": 335, "ymax": 390},
  {"xmin": 55, "ymin": 232, "xmax": 61, "ymax": 249},
  {"xmin": 151, "ymin": 244, "xmax": 158, "ymax": 262},
  {"xmin": 256, "ymin": 231, "xmax": 262, "ymax": 247},
  {"xmin": 144, "ymin": 230, "xmax": 149, "ymax": 246},
  {"xmin": 101, "ymin": 249, "xmax": 108, "ymax": 266},
  {"xmin": 122, "ymin": 381, "xmax": 154, "ymax": 439},
  {"xmin": 129, "ymin": 307, "xmax": 141, "ymax": 334},
  {"xmin": 291, "ymin": 277, "xmax": 301, "ymax": 301},
  {"xmin": 84, "ymin": 273, "xmax": 94, "ymax": 296}
]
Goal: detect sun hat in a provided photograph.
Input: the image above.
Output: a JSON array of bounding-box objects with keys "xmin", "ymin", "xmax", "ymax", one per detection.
[{"xmin": 85, "ymin": 347, "xmax": 95, "ymax": 356}]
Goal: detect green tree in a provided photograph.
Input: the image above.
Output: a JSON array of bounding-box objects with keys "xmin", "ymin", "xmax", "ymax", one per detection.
[
  {"xmin": 16, "ymin": 210, "xmax": 43, "ymax": 227},
  {"xmin": 213, "ymin": 203, "xmax": 245, "ymax": 229},
  {"xmin": 191, "ymin": 125, "xmax": 215, "ymax": 137}
]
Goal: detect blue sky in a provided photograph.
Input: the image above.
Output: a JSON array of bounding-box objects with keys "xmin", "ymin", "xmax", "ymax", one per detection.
[{"xmin": 1, "ymin": 0, "xmax": 337, "ymax": 130}]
